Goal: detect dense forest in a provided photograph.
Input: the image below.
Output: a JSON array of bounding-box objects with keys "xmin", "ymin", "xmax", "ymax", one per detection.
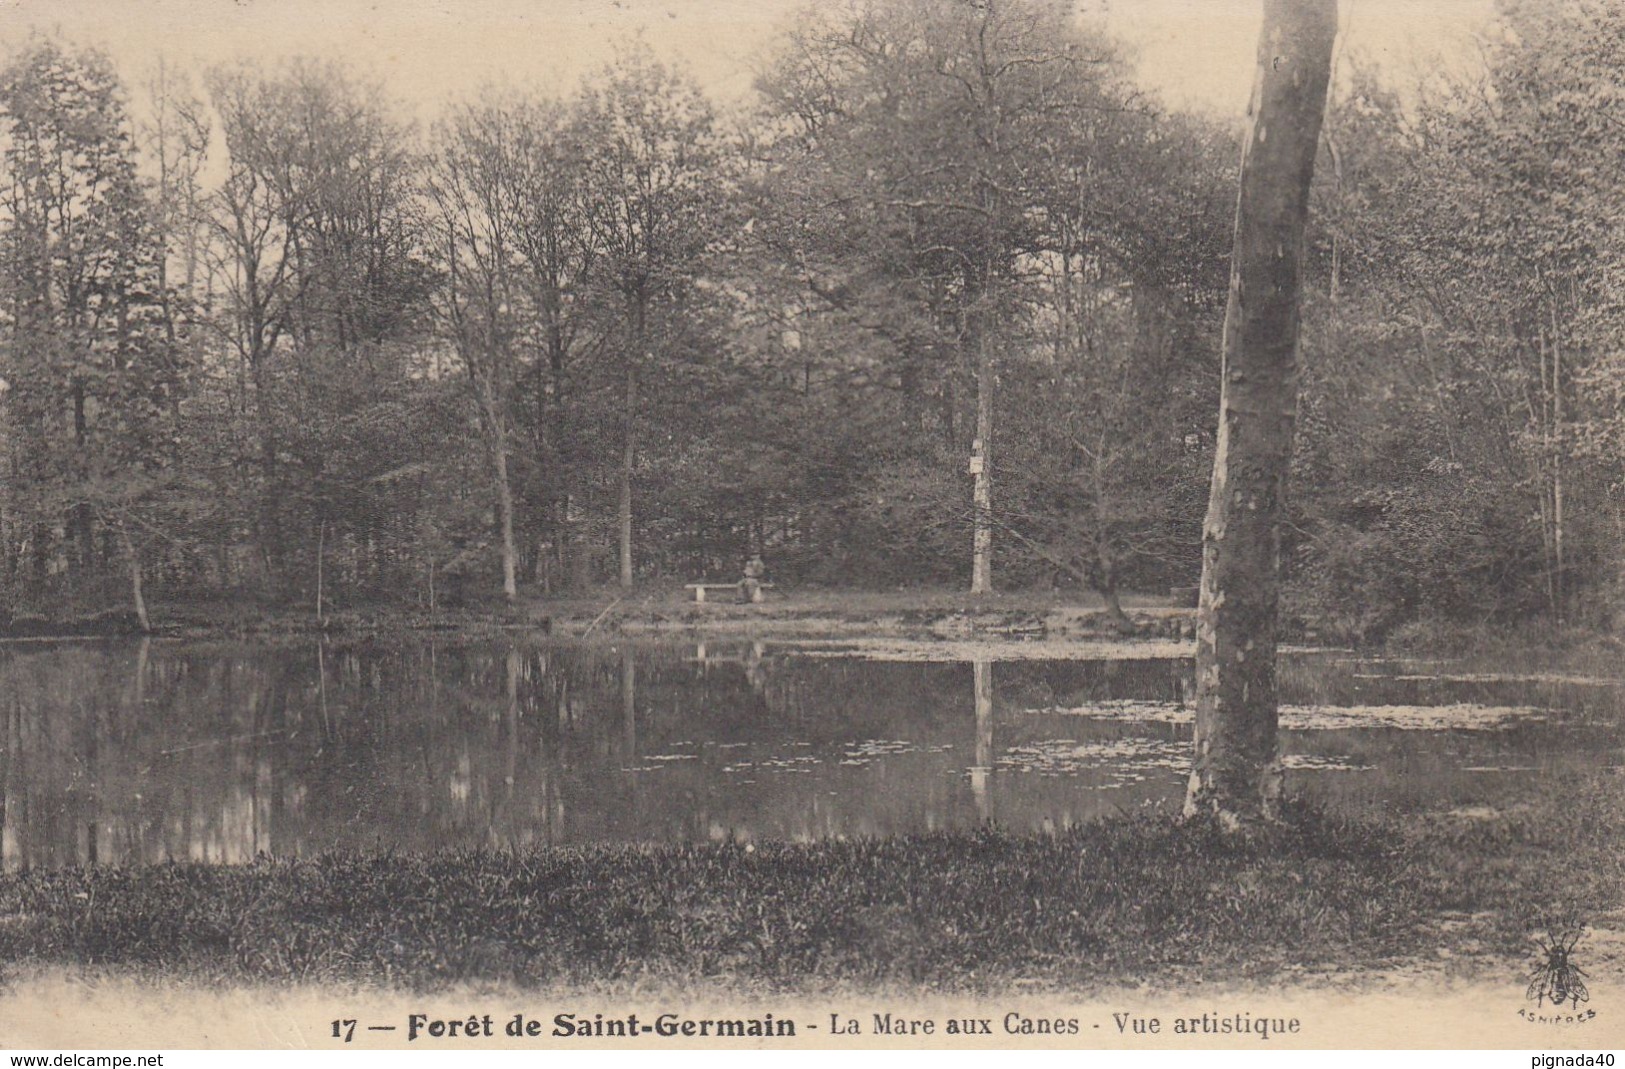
[{"xmin": 0, "ymin": 0, "xmax": 1620, "ymax": 642}]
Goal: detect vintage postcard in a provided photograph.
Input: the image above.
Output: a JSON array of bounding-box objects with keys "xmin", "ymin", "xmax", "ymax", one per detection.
[{"xmin": 0, "ymin": 0, "xmax": 1619, "ymax": 1055}]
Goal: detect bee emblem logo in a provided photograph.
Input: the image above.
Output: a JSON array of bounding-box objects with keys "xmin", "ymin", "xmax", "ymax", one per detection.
[{"xmin": 1527, "ymin": 927, "xmax": 1590, "ymax": 1010}]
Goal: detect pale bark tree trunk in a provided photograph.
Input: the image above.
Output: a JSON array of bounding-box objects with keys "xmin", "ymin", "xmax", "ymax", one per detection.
[
  {"xmin": 118, "ymin": 526, "xmax": 152, "ymax": 635},
  {"xmin": 544, "ymin": 294, "xmax": 572, "ymax": 592},
  {"xmin": 619, "ymin": 299, "xmax": 644, "ymax": 591},
  {"xmin": 315, "ymin": 519, "xmax": 326, "ymax": 623},
  {"xmin": 971, "ymin": 658, "xmax": 994, "ymax": 821},
  {"xmin": 968, "ymin": 265, "xmax": 995, "ymax": 595},
  {"xmin": 971, "ymin": 329, "xmax": 994, "ymax": 595},
  {"xmin": 494, "ymin": 430, "xmax": 519, "ymax": 603},
  {"xmin": 620, "ymin": 363, "xmax": 637, "ymax": 590},
  {"xmin": 476, "ymin": 375, "xmax": 520, "ymax": 604},
  {"xmin": 1184, "ymin": 0, "xmax": 1337, "ymax": 829}
]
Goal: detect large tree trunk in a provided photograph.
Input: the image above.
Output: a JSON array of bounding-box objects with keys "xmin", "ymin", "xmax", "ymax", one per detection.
[{"xmin": 1184, "ymin": 0, "xmax": 1337, "ymax": 829}]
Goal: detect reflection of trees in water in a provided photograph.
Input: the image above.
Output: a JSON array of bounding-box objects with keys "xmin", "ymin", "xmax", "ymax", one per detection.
[
  {"xmin": 972, "ymin": 660, "xmax": 993, "ymax": 822},
  {"xmin": 0, "ymin": 643, "xmax": 1607, "ymax": 869},
  {"xmin": 0, "ymin": 642, "xmax": 735, "ymax": 866},
  {"xmin": 1273, "ymin": 654, "xmax": 1625, "ymax": 717},
  {"xmin": 995, "ymin": 658, "xmax": 1193, "ymax": 709}
]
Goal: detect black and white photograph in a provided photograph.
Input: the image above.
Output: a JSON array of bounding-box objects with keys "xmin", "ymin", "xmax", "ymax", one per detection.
[{"xmin": 0, "ymin": 0, "xmax": 1620, "ymax": 1054}]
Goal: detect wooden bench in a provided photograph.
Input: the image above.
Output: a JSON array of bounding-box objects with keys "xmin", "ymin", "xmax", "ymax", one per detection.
[{"xmin": 685, "ymin": 581, "xmax": 776, "ymax": 604}]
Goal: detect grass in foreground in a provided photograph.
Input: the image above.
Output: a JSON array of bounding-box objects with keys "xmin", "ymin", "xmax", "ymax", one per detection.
[{"xmin": 0, "ymin": 780, "xmax": 1620, "ymax": 993}]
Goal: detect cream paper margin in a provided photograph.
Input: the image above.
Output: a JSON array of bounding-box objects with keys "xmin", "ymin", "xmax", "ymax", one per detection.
[{"xmin": 0, "ymin": 975, "xmax": 1619, "ymax": 1050}]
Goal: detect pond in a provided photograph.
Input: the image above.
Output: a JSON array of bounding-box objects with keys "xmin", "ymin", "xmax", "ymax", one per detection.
[{"xmin": 1, "ymin": 637, "xmax": 1621, "ymax": 870}]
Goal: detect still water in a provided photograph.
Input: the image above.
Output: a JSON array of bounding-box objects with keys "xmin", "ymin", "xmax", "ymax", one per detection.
[{"xmin": 0, "ymin": 637, "xmax": 1620, "ymax": 869}]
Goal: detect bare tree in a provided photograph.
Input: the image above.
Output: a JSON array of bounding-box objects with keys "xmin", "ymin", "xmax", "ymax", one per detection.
[
  {"xmin": 141, "ymin": 59, "xmax": 211, "ymax": 327},
  {"xmin": 577, "ymin": 46, "xmax": 719, "ymax": 590},
  {"xmin": 505, "ymin": 101, "xmax": 596, "ymax": 591},
  {"xmin": 205, "ymin": 60, "xmax": 425, "ymax": 596},
  {"xmin": 428, "ymin": 104, "xmax": 528, "ymax": 602}
]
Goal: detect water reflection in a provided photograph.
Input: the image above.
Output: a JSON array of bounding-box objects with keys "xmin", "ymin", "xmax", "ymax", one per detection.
[
  {"xmin": 972, "ymin": 659, "xmax": 993, "ymax": 821},
  {"xmin": 0, "ymin": 638, "xmax": 1618, "ymax": 870}
]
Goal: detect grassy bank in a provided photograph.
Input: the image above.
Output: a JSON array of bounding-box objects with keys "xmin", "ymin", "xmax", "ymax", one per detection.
[
  {"xmin": 96, "ymin": 586, "xmax": 1192, "ymax": 644},
  {"xmin": 15, "ymin": 586, "xmax": 1622, "ymax": 658},
  {"xmin": 1383, "ymin": 616, "xmax": 1625, "ymax": 665},
  {"xmin": 2, "ymin": 779, "xmax": 1620, "ymax": 995}
]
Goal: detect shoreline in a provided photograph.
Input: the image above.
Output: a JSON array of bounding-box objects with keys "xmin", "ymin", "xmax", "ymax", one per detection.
[
  {"xmin": 0, "ymin": 789, "xmax": 1619, "ymax": 1006},
  {"xmin": 0, "ymin": 589, "xmax": 1198, "ymax": 645},
  {"xmin": 9, "ymin": 591, "xmax": 1617, "ymax": 666},
  {"xmin": 7, "ymin": 594, "xmax": 1621, "ymax": 672}
]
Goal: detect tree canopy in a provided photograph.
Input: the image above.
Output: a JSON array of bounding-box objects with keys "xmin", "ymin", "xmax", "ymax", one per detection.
[{"xmin": 0, "ymin": 0, "xmax": 1619, "ymax": 643}]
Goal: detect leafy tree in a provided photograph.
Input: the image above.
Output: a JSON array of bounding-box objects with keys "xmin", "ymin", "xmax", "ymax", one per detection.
[
  {"xmin": 203, "ymin": 60, "xmax": 432, "ymax": 604},
  {"xmin": 499, "ymin": 100, "xmax": 598, "ymax": 591},
  {"xmin": 758, "ymin": 0, "xmax": 1202, "ymax": 594},
  {"xmin": 427, "ymin": 101, "xmax": 540, "ymax": 602},
  {"xmin": 1289, "ymin": 0, "xmax": 1625, "ymax": 637},
  {"xmin": 0, "ymin": 39, "xmax": 189, "ymax": 626},
  {"xmin": 1001, "ymin": 105, "xmax": 1232, "ymax": 620},
  {"xmin": 575, "ymin": 45, "xmax": 724, "ymax": 589}
]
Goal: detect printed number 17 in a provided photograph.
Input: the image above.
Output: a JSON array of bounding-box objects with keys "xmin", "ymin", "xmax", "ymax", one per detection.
[{"xmin": 332, "ymin": 1019, "xmax": 357, "ymax": 1043}]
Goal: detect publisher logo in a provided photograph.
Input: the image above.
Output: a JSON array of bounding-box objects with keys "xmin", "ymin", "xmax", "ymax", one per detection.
[{"xmin": 1527, "ymin": 925, "xmax": 1590, "ymax": 1010}]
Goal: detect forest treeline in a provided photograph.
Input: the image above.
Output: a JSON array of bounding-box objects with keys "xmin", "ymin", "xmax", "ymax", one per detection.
[{"xmin": 0, "ymin": 0, "xmax": 1620, "ymax": 641}]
